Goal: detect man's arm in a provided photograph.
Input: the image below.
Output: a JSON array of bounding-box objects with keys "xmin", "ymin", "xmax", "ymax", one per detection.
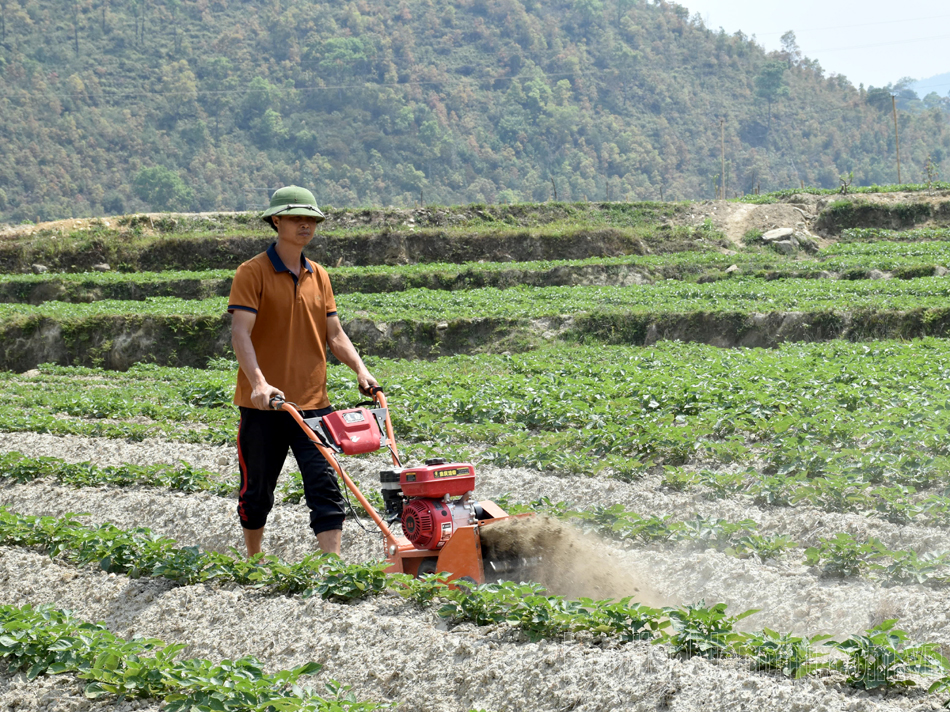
[
  {"xmin": 326, "ymin": 315, "xmax": 379, "ymax": 394},
  {"xmin": 231, "ymin": 310, "xmax": 284, "ymax": 409}
]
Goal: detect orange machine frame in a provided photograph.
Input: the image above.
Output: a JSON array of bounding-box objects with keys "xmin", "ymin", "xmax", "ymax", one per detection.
[{"xmin": 278, "ymin": 392, "xmax": 514, "ymax": 584}]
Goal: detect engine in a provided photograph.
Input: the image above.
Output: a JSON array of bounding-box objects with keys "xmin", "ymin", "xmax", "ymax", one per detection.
[{"xmin": 379, "ymin": 458, "xmax": 479, "ymax": 550}]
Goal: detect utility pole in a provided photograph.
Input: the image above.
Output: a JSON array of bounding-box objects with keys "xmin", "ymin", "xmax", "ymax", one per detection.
[
  {"xmin": 720, "ymin": 118, "xmax": 726, "ymax": 201},
  {"xmin": 892, "ymin": 94, "xmax": 902, "ymax": 185},
  {"xmin": 73, "ymin": 1, "xmax": 80, "ymax": 57}
]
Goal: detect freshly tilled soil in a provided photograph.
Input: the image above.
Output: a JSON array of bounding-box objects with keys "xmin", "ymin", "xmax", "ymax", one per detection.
[
  {"xmin": 0, "ymin": 547, "xmax": 927, "ymax": 712},
  {"xmin": 1, "ymin": 432, "xmax": 949, "ymax": 710}
]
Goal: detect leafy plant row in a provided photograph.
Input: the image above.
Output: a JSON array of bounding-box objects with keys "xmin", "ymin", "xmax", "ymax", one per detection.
[
  {"xmin": 8, "ymin": 274, "xmax": 950, "ymax": 324},
  {"xmin": 0, "ymin": 449, "xmax": 372, "ymax": 515},
  {"xmin": 4, "ymin": 513, "xmax": 949, "ymax": 701},
  {"xmin": 386, "ymin": 339, "xmax": 950, "ymax": 492},
  {"xmin": 0, "ymin": 361, "xmax": 239, "ymax": 444},
  {"xmin": 0, "ymin": 506, "xmax": 759, "ymax": 656},
  {"xmin": 2, "ymin": 466, "xmax": 946, "ymax": 592},
  {"xmin": 0, "ymin": 507, "xmax": 389, "ymax": 603},
  {"xmin": 743, "ymin": 182, "xmax": 950, "ymax": 204},
  {"xmin": 840, "ymin": 227, "xmax": 950, "ymax": 243},
  {"xmin": 5, "ymin": 437, "xmax": 949, "ymax": 539},
  {"xmin": 415, "ymin": 579, "xmax": 950, "ymax": 695},
  {"xmin": 660, "ymin": 466, "xmax": 950, "ymax": 529},
  {"xmin": 4, "ymin": 505, "xmax": 950, "ymax": 700},
  {"xmin": 7, "ymin": 337, "xmax": 950, "ymax": 514},
  {"xmin": 0, "ymin": 603, "xmax": 387, "ymax": 712},
  {"xmin": 0, "ymin": 451, "xmax": 233, "ymax": 496}
]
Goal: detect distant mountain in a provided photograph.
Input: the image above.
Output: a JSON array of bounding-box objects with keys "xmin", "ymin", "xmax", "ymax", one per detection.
[
  {"xmin": 1, "ymin": 0, "xmax": 949, "ymax": 223},
  {"xmin": 911, "ymin": 73, "xmax": 950, "ymax": 99}
]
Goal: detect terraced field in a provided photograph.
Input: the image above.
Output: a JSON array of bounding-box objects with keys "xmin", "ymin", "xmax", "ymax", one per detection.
[{"xmin": 4, "ymin": 192, "xmax": 950, "ymax": 711}]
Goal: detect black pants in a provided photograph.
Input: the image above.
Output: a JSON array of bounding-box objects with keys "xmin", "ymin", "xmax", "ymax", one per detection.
[{"xmin": 237, "ymin": 406, "xmax": 346, "ymax": 536}]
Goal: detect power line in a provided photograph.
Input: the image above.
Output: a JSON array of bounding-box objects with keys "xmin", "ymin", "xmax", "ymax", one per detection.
[{"xmin": 810, "ymin": 33, "xmax": 950, "ymax": 54}]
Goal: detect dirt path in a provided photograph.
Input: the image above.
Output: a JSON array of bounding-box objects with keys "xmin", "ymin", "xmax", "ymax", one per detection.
[{"xmin": 680, "ymin": 200, "xmax": 820, "ymax": 247}]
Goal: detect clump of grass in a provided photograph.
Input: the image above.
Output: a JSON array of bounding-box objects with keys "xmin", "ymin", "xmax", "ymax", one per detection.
[{"xmin": 743, "ymin": 229, "xmax": 764, "ymax": 245}]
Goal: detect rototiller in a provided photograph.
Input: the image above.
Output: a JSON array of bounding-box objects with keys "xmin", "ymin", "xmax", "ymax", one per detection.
[{"xmin": 273, "ymin": 388, "xmax": 530, "ymax": 583}]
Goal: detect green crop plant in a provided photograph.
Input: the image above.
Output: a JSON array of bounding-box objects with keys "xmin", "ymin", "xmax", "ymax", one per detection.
[
  {"xmin": 180, "ymin": 382, "xmax": 234, "ymax": 409},
  {"xmin": 11, "ymin": 274, "xmax": 950, "ymax": 330},
  {"xmin": 726, "ymin": 534, "xmax": 798, "ymax": 561},
  {"xmin": 577, "ymin": 598, "xmax": 668, "ymax": 642},
  {"xmin": 923, "ymin": 495, "xmax": 950, "ymax": 527},
  {"xmin": 8, "ymin": 508, "xmax": 950, "ymax": 700},
  {"xmin": 394, "ymin": 572, "xmax": 453, "ymax": 607},
  {"xmin": 790, "ymin": 475, "xmax": 872, "ymax": 513},
  {"xmin": 675, "ymin": 516, "xmax": 758, "ymax": 552},
  {"xmin": 869, "ymin": 485, "xmax": 924, "ymax": 525},
  {"xmin": 737, "ymin": 628, "xmax": 833, "ymax": 678},
  {"xmin": 11, "ymin": 239, "xmax": 950, "ymax": 307},
  {"xmin": 694, "ymin": 468, "xmax": 749, "ymax": 498},
  {"xmin": 436, "ymin": 581, "xmax": 669, "ymax": 644},
  {"xmin": 503, "ymin": 589, "xmax": 593, "ymax": 642},
  {"xmin": 804, "ymin": 533, "xmax": 888, "ymax": 578},
  {"xmin": 875, "ymin": 550, "xmax": 950, "ymax": 587},
  {"xmin": 438, "ymin": 581, "xmax": 542, "ymax": 628},
  {"xmin": 660, "ymin": 602, "xmax": 759, "ymax": 659},
  {"xmin": 747, "ymin": 474, "xmax": 801, "ymax": 507},
  {"xmin": 660, "ymin": 467, "xmax": 699, "ymax": 491},
  {"xmin": 827, "ymin": 620, "xmax": 948, "ymax": 690}
]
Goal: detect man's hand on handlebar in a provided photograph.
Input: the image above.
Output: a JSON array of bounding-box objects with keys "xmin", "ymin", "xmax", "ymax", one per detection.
[
  {"xmin": 250, "ymin": 382, "xmax": 284, "ymax": 410},
  {"xmin": 357, "ymin": 371, "xmax": 381, "ymax": 397}
]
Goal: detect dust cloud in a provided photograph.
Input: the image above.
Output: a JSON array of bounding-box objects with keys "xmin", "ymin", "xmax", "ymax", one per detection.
[{"xmin": 480, "ymin": 515, "xmax": 669, "ymax": 606}]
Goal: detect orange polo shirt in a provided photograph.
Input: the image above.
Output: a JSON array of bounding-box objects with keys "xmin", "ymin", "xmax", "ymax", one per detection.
[{"xmin": 227, "ymin": 243, "xmax": 338, "ymax": 409}]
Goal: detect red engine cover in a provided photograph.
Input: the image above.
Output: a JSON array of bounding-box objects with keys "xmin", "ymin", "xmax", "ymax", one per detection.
[
  {"xmin": 400, "ymin": 462, "xmax": 475, "ymax": 498},
  {"xmin": 401, "ymin": 498, "xmax": 455, "ymax": 550},
  {"xmin": 321, "ymin": 408, "xmax": 382, "ymax": 455}
]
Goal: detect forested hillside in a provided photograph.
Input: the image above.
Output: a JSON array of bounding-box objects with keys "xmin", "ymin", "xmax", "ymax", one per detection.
[{"xmin": 1, "ymin": 0, "xmax": 948, "ymax": 223}]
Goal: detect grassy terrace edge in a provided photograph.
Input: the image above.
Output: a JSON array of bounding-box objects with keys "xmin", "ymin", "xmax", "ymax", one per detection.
[
  {"xmin": 8, "ymin": 241, "xmax": 950, "ymax": 304},
  {"xmin": 0, "ymin": 202, "xmax": 696, "ymax": 273},
  {"xmin": 4, "ymin": 190, "xmax": 950, "ymax": 274},
  {"xmin": 4, "ymin": 301, "xmax": 950, "ymax": 370}
]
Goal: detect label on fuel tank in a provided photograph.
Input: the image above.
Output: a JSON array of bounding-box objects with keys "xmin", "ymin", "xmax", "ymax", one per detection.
[{"xmin": 434, "ymin": 467, "xmax": 468, "ymax": 478}]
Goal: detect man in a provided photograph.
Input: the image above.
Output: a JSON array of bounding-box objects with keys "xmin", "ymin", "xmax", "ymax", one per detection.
[{"xmin": 227, "ymin": 185, "xmax": 379, "ymax": 557}]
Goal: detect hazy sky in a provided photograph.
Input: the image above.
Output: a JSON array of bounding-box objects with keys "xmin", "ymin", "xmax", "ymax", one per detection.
[{"xmin": 679, "ymin": 0, "xmax": 950, "ymax": 92}]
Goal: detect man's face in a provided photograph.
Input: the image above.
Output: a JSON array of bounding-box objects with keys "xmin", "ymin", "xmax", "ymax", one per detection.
[{"xmin": 273, "ymin": 215, "xmax": 318, "ymax": 246}]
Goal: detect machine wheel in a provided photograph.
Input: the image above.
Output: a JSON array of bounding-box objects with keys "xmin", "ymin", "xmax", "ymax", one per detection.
[{"xmin": 417, "ymin": 557, "xmax": 439, "ymax": 577}]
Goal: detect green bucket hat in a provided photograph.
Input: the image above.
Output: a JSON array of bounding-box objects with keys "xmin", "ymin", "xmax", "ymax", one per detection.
[{"xmin": 261, "ymin": 185, "xmax": 326, "ymax": 231}]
